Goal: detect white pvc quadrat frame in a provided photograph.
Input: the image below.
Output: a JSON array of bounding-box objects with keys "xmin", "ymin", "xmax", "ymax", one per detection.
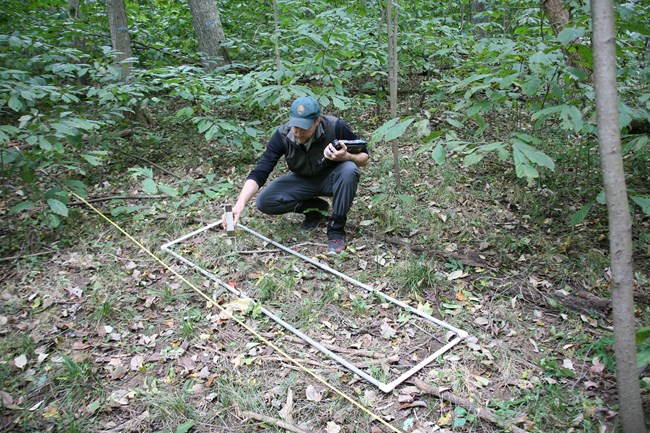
[{"xmin": 161, "ymin": 222, "xmax": 468, "ymax": 393}]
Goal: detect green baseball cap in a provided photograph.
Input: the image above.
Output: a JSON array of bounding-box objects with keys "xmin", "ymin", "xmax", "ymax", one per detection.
[{"xmin": 288, "ymin": 96, "xmax": 321, "ymax": 129}]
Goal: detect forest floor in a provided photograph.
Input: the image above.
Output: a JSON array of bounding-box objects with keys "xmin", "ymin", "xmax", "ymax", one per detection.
[{"xmin": 1, "ymin": 110, "xmax": 649, "ymax": 433}]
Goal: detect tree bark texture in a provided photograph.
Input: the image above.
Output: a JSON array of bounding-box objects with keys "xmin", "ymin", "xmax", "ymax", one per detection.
[
  {"xmin": 387, "ymin": 0, "xmax": 401, "ymax": 190},
  {"xmin": 106, "ymin": 0, "xmax": 133, "ymax": 79},
  {"xmin": 541, "ymin": 0, "xmax": 590, "ymax": 77},
  {"xmin": 186, "ymin": 0, "xmax": 229, "ymax": 69},
  {"xmin": 590, "ymin": 0, "xmax": 645, "ymax": 431},
  {"xmin": 272, "ymin": 0, "xmax": 282, "ymax": 75}
]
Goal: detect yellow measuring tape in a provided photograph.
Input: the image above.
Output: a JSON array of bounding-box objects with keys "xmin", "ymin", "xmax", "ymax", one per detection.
[{"xmin": 71, "ymin": 192, "xmax": 406, "ymax": 433}]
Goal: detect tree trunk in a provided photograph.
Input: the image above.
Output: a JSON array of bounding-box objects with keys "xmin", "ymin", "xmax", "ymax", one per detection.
[
  {"xmin": 186, "ymin": 0, "xmax": 229, "ymax": 70},
  {"xmin": 272, "ymin": 0, "xmax": 282, "ymax": 75},
  {"xmin": 106, "ymin": 0, "xmax": 133, "ymax": 80},
  {"xmin": 471, "ymin": 0, "xmax": 487, "ymax": 37},
  {"xmin": 387, "ymin": 0, "xmax": 401, "ymax": 191},
  {"xmin": 541, "ymin": 0, "xmax": 590, "ymax": 77},
  {"xmin": 590, "ymin": 0, "xmax": 645, "ymax": 431}
]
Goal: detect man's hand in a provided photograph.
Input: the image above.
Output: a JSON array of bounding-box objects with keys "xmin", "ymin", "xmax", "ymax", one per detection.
[
  {"xmin": 324, "ymin": 142, "xmax": 369, "ymax": 167},
  {"xmin": 221, "ymin": 206, "xmax": 243, "ymax": 229},
  {"xmin": 324, "ymin": 142, "xmax": 348, "ymax": 162}
]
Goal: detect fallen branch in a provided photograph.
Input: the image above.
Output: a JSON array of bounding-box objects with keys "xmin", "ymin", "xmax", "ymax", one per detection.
[
  {"xmin": 0, "ymin": 250, "xmax": 55, "ymax": 263},
  {"xmin": 356, "ymin": 226, "xmax": 491, "ymax": 269},
  {"xmin": 285, "ymin": 335, "xmax": 392, "ymax": 359},
  {"xmin": 68, "ymin": 194, "xmax": 169, "ymax": 206},
  {"xmin": 241, "ymin": 410, "xmax": 313, "ymax": 433},
  {"xmin": 99, "ymin": 410, "xmax": 150, "ymax": 433},
  {"xmin": 108, "ymin": 144, "xmax": 183, "ymax": 180},
  {"xmin": 409, "ymin": 377, "xmax": 529, "ymax": 433}
]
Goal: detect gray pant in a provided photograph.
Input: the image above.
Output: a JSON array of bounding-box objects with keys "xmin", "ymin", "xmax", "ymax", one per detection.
[{"xmin": 256, "ymin": 161, "xmax": 360, "ymax": 217}]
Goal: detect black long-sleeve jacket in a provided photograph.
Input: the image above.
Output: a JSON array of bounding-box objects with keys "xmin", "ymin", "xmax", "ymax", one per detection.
[{"xmin": 247, "ymin": 115, "xmax": 364, "ymax": 187}]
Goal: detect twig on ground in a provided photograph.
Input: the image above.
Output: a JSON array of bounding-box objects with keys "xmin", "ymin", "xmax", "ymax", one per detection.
[
  {"xmin": 0, "ymin": 250, "xmax": 55, "ymax": 263},
  {"xmin": 359, "ymin": 227, "xmax": 491, "ymax": 269},
  {"xmin": 285, "ymin": 335, "xmax": 395, "ymax": 359},
  {"xmin": 109, "ymin": 144, "xmax": 183, "ymax": 180},
  {"xmin": 409, "ymin": 377, "xmax": 530, "ymax": 433},
  {"xmin": 99, "ymin": 410, "xmax": 150, "ymax": 433},
  {"xmin": 68, "ymin": 187, "xmax": 207, "ymax": 207},
  {"xmin": 240, "ymin": 410, "xmax": 313, "ymax": 433},
  {"xmin": 69, "ymin": 194, "xmax": 169, "ymax": 206}
]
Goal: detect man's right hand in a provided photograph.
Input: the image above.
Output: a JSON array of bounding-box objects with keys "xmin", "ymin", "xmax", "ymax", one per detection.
[{"xmin": 221, "ymin": 206, "xmax": 243, "ymax": 229}]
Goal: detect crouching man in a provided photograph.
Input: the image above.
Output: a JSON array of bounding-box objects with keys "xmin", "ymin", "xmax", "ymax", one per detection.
[{"xmin": 222, "ymin": 95, "xmax": 369, "ymax": 254}]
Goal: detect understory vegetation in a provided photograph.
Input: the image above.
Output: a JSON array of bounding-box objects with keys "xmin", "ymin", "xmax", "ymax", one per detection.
[{"xmin": 0, "ymin": 0, "xmax": 649, "ymax": 432}]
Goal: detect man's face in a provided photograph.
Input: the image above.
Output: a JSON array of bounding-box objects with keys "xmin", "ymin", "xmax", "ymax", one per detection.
[{"xmin": 291, "ymin": 118, "xmax": 320, "ymax": 144}]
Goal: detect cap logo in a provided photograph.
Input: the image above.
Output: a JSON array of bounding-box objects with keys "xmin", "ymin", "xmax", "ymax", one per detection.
[{"xmin": 297, "ymin": 104, "xmax": 305, "ymax": 115}]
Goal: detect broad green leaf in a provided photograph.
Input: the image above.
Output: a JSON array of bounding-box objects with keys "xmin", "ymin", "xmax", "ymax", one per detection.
[
  {"xmin": 384, "ymin": 118, "xmax": 415, "ymax": 142},
  {"xmin": 111, "ymin": 205, "xmax": 147, "ymax": 216},
  {"xmin": 638, "ymin": 349, "xmax": 650, "ymax": 369},
  {"xmin": 331, "ymin": 95, "xmax": 346, "ymax": 110},
  {"xmin": 446, "ymin": 118, "xmax": 464, "ymax": 129},
  {"xmin": 413, "ymin": 119, "xmax": 431, "ymax": 137},
  {"xmin": 142, "ymin": 178, "xmax": 158, "ymax": 194},
  {"xmin": 463, "ymin": 152, "xmax": 484, "ymax": 167},
  {"xmin": 371, "ymin": 193, "xmax": 389, "ymax": 205},
  {"xmin": 635, "ymin": 326, "xmax": 650, "ymax": 344},
  {"xmin": 205, "ymin": 125, "xmax": 222, "ymax": 141},
  {"xmin": 82, "ymin": 154, "xmax": 102, "ymax": 166},
  {"xmin": 397, "ymin": 194, "xmax": 415, "ymax": 205},
  {"xmin": 512, "ymin": 145, "xmax": 539, "ymax": 179},
  {"xmin": 176, "ymin": 420, "xmax": 194, "ymax": 433},
  {"xmin": 498, "ymin": 73, "xmax": 519, "ymax": 90},
  {"xmin": 631, "ymin": 196, "xmax": 650, "ymax": 216},
  {"xmin": 158, "ymin": 184, "xmax": 179, "ymax": 197},
  {"xmin": 531, "ymin": 105, "xmax": 564, "ymax": 121},
  {"xmin": 512, "ymin": 140, "xmax": 555, "ymax": 170},
  {"xmin": 203, "ymin": 188, "xmax": 218, "ymax": 199},
  {"xmin": 557, "ymin": 27, "xmax": 585, "ymax": 46},
  {"xmin": 47, "ymin": 198, "xmax": 69, "ymax": 217},
  {"xmin": 570, "ymin": 201, "xmax": 594, "ymax": 225},
  {"xmin": 175, "ymin": 107, "xmax": 194, "ymax": 118},
  {"xmin": 9, "ymin": 201, "xmax": 35, "ymax": 215},
  {"xmin": 39, "ymin": 137, "xmax": 53, "ymax": 151},
  {"xmin": 521, "ymin": 76, "xmax": 542, "ymax": 96},
  {"xmin": 46, "ymin": 213, "xmax": 61, "ymax": 228},
  {"xmin": 466, "ymin": 104, "xmax": 482, "ymax": 117},
  {"xmin": 450, "ymin": 73, "xmax": 492, "ymax": 92},
  {"xmin": 432, "ymin": 142, "xmax": 446, "ymax": 164},
  {"xmin": 596, "ymin": 190, "xmax": 606, "ymax": 205},
  {"xmin": 63, "ymin": 180, "xmax": 87, "ymax": 198},
  {"xmin": 561, "ymin": 105, "xmax": 583, "ymax": 132},
  {"xmin": 196, "ymin": 119, "xmax": 212, "ymax": 134},
  {"xmin": 371, "ymin": 118, "xmax": 400, "ymax": 143},
  {"xmin": 8, "ymin": 95, "xmax": 23, "ymax": 111}
]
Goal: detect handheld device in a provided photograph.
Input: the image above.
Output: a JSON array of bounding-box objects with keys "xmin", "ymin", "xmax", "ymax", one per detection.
[{"xmin": 318, "ymin": 139, "xmax": 368, "ymax": 165}]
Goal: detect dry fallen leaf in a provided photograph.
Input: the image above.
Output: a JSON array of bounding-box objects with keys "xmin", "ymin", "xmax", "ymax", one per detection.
[
  {"xmin": 306, "ymin": 385, "xmax": 322, "ymax": 402},
  {"xmin": 278, "ymin": 389, "xmax": 294, "ymax": 423},
  {"xmin": 0, "ymin": 390, "xmax": 14, "ymax": 407},
  {"xmin": 14, "ymin": 354, "xmax": 27, "ymax": 370},
  {"xmin": 326, "ymin": 421, "xmax": 342, "ymax": 433},
  {"xmin": 380, "ymin": 322, "xmax": 396, "ymax": 339},
  {"xmin": 438, "ymin": 410, "xmax": 452, "ymax": 426},
  {"xmin": 448, "ymin": 270, "xmax": 465, "ymax": 281},
  {"xmin": 130, "ymin": 355, "xmax": 144, "ymax": 371},
  {"xmin": 65, "ymin": 286, "xmax": 83, "ymax": 299},
  {"xmin": 563, "ymin": 358, "xmax": 575, "ymax": 370}
]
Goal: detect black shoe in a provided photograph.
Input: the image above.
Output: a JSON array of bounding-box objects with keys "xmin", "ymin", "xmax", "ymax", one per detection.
[
  {"xmin": 298, "ymin": 198, "xmax": 329, "ymax": 230},
  {"xmin": 327, "ymin": 236, "xmax": 347, "ymax": 254}
]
